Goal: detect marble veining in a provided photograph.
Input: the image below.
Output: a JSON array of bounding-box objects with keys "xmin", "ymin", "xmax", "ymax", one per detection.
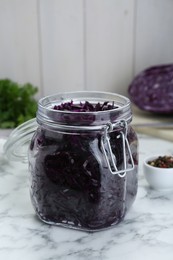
[{"xmin": 0, "ymin": 135, "xmax": 173, "ymax": 260}]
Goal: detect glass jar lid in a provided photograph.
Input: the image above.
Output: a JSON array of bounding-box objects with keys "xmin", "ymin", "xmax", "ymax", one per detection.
[{"xmin": 3, "ymin": 118, "xmax": 37, "ymax": 162}]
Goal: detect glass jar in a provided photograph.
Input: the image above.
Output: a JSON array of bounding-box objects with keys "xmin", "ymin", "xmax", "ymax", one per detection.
[{"xmin": 4, "ymin": 91, "xmax": 138, "ymax": 231}]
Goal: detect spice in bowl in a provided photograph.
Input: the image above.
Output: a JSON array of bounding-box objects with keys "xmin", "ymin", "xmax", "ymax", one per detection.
[
  {"xmin": 148, "ymin": 156, "xmax": 173, "ymax": 168},
  {"xmin": 143, "ymin": 155, "xmax": 173, "ymax": 190}
]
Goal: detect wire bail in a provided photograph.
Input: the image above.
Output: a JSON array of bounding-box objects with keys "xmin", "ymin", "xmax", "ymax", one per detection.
[{"xmin": 101, "ymin": 120, "xmax": 135, "ymax": 177}]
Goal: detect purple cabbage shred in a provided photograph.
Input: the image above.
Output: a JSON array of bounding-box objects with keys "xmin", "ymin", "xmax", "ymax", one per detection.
[{"xmin": 53, "ymin": 100, "xmax": 116, "ymax": 112}]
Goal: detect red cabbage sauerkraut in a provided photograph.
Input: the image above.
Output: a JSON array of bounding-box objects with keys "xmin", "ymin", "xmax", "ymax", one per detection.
[{"xmin": 29, "ymin": 100, "xmax": 138, "ymax": 231}]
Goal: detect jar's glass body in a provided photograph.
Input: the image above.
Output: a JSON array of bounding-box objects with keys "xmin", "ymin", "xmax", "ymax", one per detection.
[{"xmin": 28, "ymin": 92, "xmax": 138, "ymax": 231}]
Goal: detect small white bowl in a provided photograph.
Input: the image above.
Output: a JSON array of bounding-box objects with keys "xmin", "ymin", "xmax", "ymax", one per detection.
[{"xmin": 143, "ymin": 155, "xmax": 173, "ymax": 190}]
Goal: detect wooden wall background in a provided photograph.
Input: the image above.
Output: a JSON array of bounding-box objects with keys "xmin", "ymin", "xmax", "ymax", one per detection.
[{"xmin": 0, "ymin": 0, "xmax": 173, "ymax": 98}]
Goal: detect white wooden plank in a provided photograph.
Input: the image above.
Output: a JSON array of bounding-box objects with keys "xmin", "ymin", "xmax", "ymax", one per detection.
[
  {"xmin": 0, "ymin": 0, "xmax": 41, "ymax": 95},
  {"xmin": 85, "ymin": 0, "xmax": 135, "ymax": 95},
  {"xmin": 39, "ymin": 0, "xmax": 84, "ymax": 96},
  {"xmin": 135, "ymin": 0, "xmax": 173, "ymax": 76}
]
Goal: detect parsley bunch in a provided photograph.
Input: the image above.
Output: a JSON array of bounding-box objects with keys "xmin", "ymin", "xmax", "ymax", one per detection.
[{"xmin": 0, "ymin": 79, "xmax": 38, "ymax": 128}]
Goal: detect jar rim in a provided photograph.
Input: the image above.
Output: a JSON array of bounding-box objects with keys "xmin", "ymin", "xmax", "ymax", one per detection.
[
  {"xmin": 37, "ymin": 91, "xmax": 132, "ymax": 127},
  {"xmin": 38, "ymin": 91, "xmax": 130, "ymax": 115}
]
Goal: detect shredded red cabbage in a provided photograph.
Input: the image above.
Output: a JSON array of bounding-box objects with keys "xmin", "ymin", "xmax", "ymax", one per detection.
[
  {"xmin": 53, "ymin": 101, "xmax": 116, "ymax": 112},
  {"xmin": 29, "ymin": 126, "xmax": 138, "ymax": 231}
]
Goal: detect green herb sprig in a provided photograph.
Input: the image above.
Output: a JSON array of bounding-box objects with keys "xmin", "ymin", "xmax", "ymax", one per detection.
[{"xmin": 0, "ymin": 79, "xmax": 38, "ymax": 128}]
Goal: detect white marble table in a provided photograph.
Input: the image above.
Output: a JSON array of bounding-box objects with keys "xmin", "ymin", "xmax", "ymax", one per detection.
[{"xmin": 0, "ymin": 134, "xmax": 173, "ymax": 260}]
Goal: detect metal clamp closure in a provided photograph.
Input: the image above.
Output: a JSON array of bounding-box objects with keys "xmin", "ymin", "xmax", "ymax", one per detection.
[{"xmin": 101, "ymin": 120, "xmax": 135, "ymax": 177}]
